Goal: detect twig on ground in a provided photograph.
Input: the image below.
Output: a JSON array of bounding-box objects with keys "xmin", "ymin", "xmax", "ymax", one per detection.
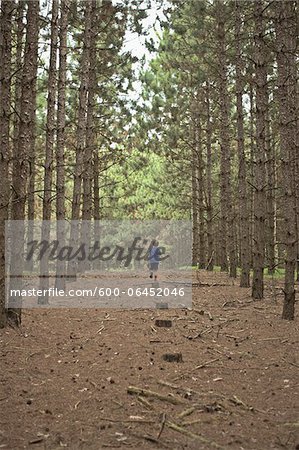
[
  {"xmin": 282, "ymin": 358, "xmax": 299, "ymax": 368},
  {"xmin": 173, "ymin": 358, "xmax": 220, "ymax": 381},
  {"xmin": 177, "ymin": 406, "xmax": 196, "ymax": 419},
  {"xmin": 182, "ymin": 418, "xmax": 203, "ymax": 426},
  {"xmin": 99, "ymin": 416, "xmax": 156, "ymax": 424},
  {"xmin": 157, "ymin": 412, "xmax": 166, "ymax": 439},
  {"xmin": 229, "ymin": 395, "xmax": 266, "ymax": 413},
  {"xmin": 127, "ymin": 386, "xmax": 185, "ymax": 405},
  {"xmin": 137, "ymin": 396, "xmax": 154, "ymax": 410},
  {"xmin": 165, "ymin": 420, "xmax": 223, "ymax": 448}
]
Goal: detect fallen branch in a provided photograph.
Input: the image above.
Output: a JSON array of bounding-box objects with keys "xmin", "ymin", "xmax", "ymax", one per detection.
[
  {"xmin": 173, "ymin": 358, "xmax": 220, "ymax": 381},
  {"xmin": 127, "ymin": 386, "xmax": 185, "ymax": 405},
  {"xmin": 229, "ymin": 395, "xmax": 266, "ymax": 413},
  {"xmin": 194, "ymin": 358, "xmax": 220, "ymax": 370},
  {"xmin": 157, "ymin": 380, "xmax": 180, "ymax": 390},
  {"xmin": 157, "ymin": 412, "xmax": 166, "ymax": 439},
  {"xmin": 177, "ymin": 406, "xmax": 196, "ymax": 419},
  {"xmin": 137, "ymin": 396, "xmax": 154, "ymax": 410},
  {"xmin": 182, "ymin": 418, "xmax": 203, "ymax": 426},
  {"xmin": 128, "ymin": 431, "xmax": 169, "ymax": 448},
  {"xmin": 282, "ymin": 358, "xmax": 299, "ymax": 368},
  {"xmin": 98, "ymin": 415, "xmax": 156, "ymax": 424},
  {"xmin": 165, "ymin": 420, "xmax": 223, "ymax": 448},
  {"xmin": 157, "ymin": 380, "xmax": 222, "ymax": 399}
]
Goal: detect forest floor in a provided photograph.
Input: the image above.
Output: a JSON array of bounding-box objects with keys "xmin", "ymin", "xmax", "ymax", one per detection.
[{"xmin": 0, "ymin": 271, "xmax": 298, "ymax": 450}]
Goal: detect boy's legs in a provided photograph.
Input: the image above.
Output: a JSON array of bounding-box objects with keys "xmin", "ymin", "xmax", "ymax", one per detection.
[
  {"xmin": 149, "ymin": 262, "xmax": 153, "ymax": 278},
  {"xmin": 153, "ymin": 263, "xmax": 159, "ymax": 281},
  {"xmin": 149, "ymin": 263, "xmax": 158, "ymax": 280}
]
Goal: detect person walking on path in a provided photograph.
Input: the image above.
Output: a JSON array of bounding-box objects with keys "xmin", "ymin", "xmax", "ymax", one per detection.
[{"xmin": 148, "ymin": 239, "xmax": 160, "ymax": 281}]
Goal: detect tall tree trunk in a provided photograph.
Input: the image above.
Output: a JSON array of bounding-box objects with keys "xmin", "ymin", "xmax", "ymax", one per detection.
[
  {"xmin": 27, "ymin": 21, "xmax": 38, "ymax": 272},
  {"xmin": 55, "ymin": 0, "xmax": 69, "ymax": 290},
  {"xmin": 0, "ymin": 1, "xmax": 14, "ymax": 328},
  {"xmin": 192, "ymin": 137, "xmax": 199, "ymax": 266},
  {"xmin": 235, "ymin": 0, "xmax": 250, "ymax": 287},
  {"xmin": 80, "ymin": 0, "xmax": 99, "ymax": 273},
  {"xmin": 68, "ymin": 0, "xmax": 92, "ymax": 277},
  {"xmin": 196, "ymin": 111, "xmax": 206, "ymax": 269},
  {"xmin": 248, "ymin": 75, "xmax": 255, "ymax": 271},
  {"xmin": 12, "ymin": 1, "xmax": 25, "ymax": 199},
  {"xmin": 39, "ymin": 0, "xmax": 59, "ymax": 304},
  {"xmin": 93, "ymin": 149, "xmax": 100, "ymax": 270},
  {"xmin": 9, "ymin": 0, "xmax": 39, "ymax": 325},
  {"xmin": 265, "ymin": 101, "xmax": 276, "ymax": 275},
  {"xmin": 296, "ymin": 119, "xmax": 299, "ymax": 282},
  {"xmin": 216, "ymin": 1, "xmax": 236, "ymax": 277},
  {"xmin": 205, "ymin": 81, "xmax": 214, "ymax": 271},
  {"xmin": 275, "ymin": 1, "xmax": 297, "ymax": 320},
  {"xmin": 191, "ymin": 100, "xmax": 200, "ymax": 267},
  {"xmin": 251, "ymin": 0, "xmax": 267, "ymax": 300}
]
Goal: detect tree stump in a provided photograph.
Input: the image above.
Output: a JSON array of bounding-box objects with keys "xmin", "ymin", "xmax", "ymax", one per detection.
[
  {"xmin": 156, "ymin": 302, "xmax": 169, "ymax": 310},
  {"xmin": 155, "ymin": 319, "xmax": 172, "ymax": 328},
  {"xmin": 162, "ymin": 353, "xmax": 183, "ymax": 363}
]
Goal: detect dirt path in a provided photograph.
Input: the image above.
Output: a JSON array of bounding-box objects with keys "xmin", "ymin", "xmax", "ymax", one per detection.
[{"xmin": 0, "ymin": 271, "xmax": 298, "ymax": 449}]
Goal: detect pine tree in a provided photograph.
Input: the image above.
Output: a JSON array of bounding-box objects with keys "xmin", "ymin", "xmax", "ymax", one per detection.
[
  {"xmin": 0, "ymin": 1, "xmax": 14, "ymax": 327},
  {"xmin": 9, "ymin": 0, "xmax": 39, "ymax": 325},
  {"xmin": 68, "ymin": 0, "xmax": 92, "ymax": 277},
  {"xmin": 251, "ymin": 0, "xmax": 267, "ymax": 300},
  {"xmin": 39, "ymin": 0, "xmax": 59, "ymax": 304},
  {"xmin": 55, "ymin": 0, "xmax": 69, "ymax": 291},
  {"xmin": 235, "ymin": 0, "xmax": 250, "ymax": 287},
  {"xmin": 215, "ymin": 1, "xmax": 236, "ymax": 277},
  {"xmin": 275, "ymin": 0, "xmax": 297, "ymax": 319}
]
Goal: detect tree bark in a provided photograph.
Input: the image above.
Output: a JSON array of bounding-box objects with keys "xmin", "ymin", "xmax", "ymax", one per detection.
[
  {"xmin": 12, "ymin": 1, "xmax": 25, "ymax": 198},
  {"xmin": 9, "ymin": 0, "xmax": 39, "ymax": 325},
  {"xmin": 39, "ymin": 0, "xmax": 59, "ymax": 304},
  {"xmin": 275, "ymin": 0, "xmax": 297, "ymax": 320},
  {"xmin": 195, "ymin": 108, "xmax": 206, "ymax": 269},
  {"xmin": 216, "ymin": 1, "xmax": 236, "ymax": 277},
  {"xmin": 68, "ymin": 0, "xmax": 92, "ymax": 277},
  {"xmin": 192, "ymin": 134, "xmax": 199, "ymax": 266},
  {"xmin": 235, "ymin": 0, "xmax": 250, "ymax": 287},
  {"xmin": 247, "ymin": 72, "xmax": 256, "ymax": 274},
  {"xmin": 205, "ymin": 81, "xmax": 214, "ymax": 271},
  {"xmin": 251, "ymin": 1, "xmax": 267, "ymax": 300},
  {"xmin": 93, "ymin": 148, "xmax": 101, "ymax": 270},
  {"xmin": 0, "ymin": 1, "xmax": 14, "ymax": 327},
  {"xmin": 265, "ymin": 99, "xmax": 276, "ymax": 275},
  {"xmin": 80, "ymin": 0, "xmax": 100, "ymax": 273},
  {"xmin": 55, "ymin": 0, "xmax": 69, "ymax": 290}
]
